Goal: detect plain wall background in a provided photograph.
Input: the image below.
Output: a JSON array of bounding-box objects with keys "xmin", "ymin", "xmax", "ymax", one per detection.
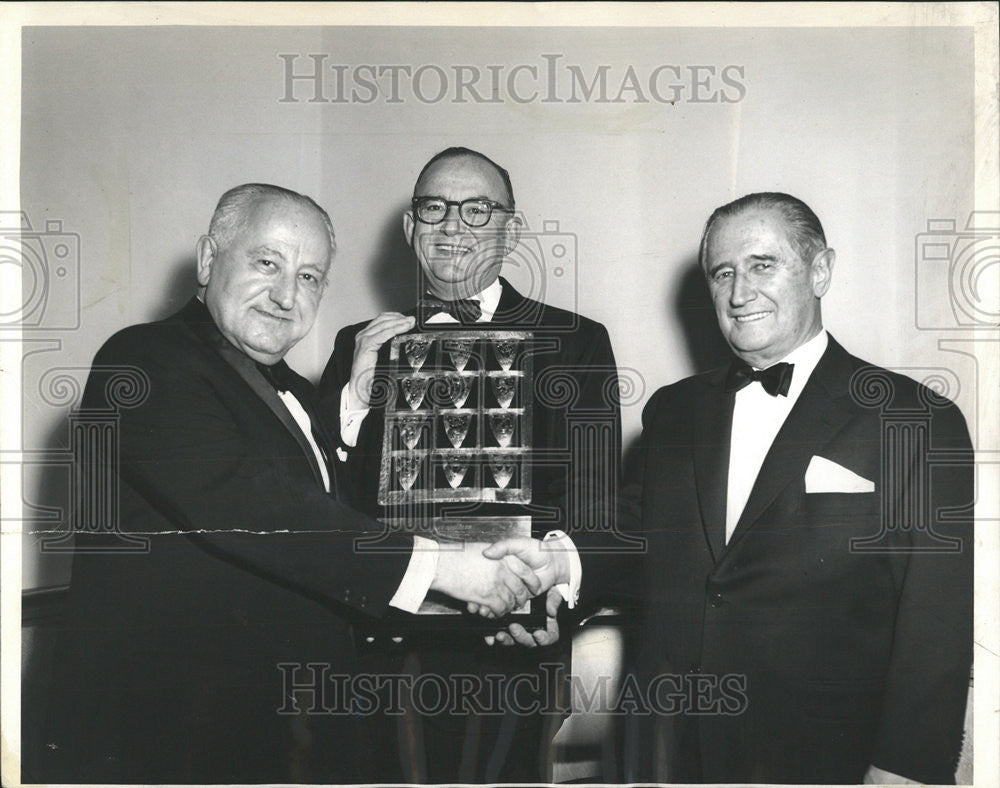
[{"xmin": 18, "ymin": 25, "xmax": 976, "ymax": 588}]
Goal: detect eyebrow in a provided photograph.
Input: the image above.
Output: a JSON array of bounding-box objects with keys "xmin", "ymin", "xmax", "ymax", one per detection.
[
  {"xmin": 707, "ymin": 252, "xmax": 780, "ymax": 278},
  {"xmin": 416, "ymin": 194, "xmax": 496, "ymax": 202},
  {"xmin": 249, "ymin": 246, "xmax": 287, "ymax": 261}
]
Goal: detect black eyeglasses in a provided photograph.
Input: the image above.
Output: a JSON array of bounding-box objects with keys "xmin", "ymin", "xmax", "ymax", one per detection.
[{"xmin": 412, "ymin": 197, "xmax": 513, "ymax": 228}]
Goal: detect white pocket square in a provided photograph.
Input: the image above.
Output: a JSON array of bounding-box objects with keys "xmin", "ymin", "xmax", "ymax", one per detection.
[{"xmin": 804, "ymin": 455, "xmax": 875, "ymax": 493}]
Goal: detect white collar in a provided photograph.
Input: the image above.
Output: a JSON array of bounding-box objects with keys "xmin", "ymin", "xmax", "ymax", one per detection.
[
  {"xmin": 762, "ymin": 329, "xmax": 828, "ymax": 399},
  {"xmin": 474, "ymin": 278, "xmax": 503, "ymax": 323}
]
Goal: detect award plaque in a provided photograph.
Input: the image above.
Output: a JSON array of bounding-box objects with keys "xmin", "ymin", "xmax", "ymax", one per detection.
[
  {"xmin": 377, "ymin": 330, "xmax": 544, "ymax": 628},
  {"xmin": 378, "ymin": 331, "xmax": 533, "ymax": 506}
]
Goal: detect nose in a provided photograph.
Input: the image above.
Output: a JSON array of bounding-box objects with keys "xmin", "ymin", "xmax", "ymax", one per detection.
[
  {"xmin": 440, "ymin": 202, "xmax": 462, "ymax": 236},
  {"xmin": 269, "ymin": 272, "xmax": 297, "ymax": 310},
  {"xmin": 729, "ymin": 270, "xmax": 756, "ymax": 307}
]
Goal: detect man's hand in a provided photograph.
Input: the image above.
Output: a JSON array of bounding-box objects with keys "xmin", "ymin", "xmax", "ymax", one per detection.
[
  {"xmin": 862, "ymin": 765, "xmax": 919, "ymax": 784},
  {"xmin": 430, "ymin": 541, "xmax": 542, "ymax": 618},
  {"xmin": 348, "ymin": 312, "xmax": 416, "ymax": 410},
  {"xmin": 484, "ymin": 587, "xmax": 563, "ymax": 648},
  {"xmin": 482, "ymin": 537, "xmax": 571, "ymax": 594}
]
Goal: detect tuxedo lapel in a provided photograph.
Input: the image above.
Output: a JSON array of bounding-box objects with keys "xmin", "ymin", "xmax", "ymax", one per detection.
[
  {"xmin": 218, "ymin": 343, "xmax": 330, "ymax": 492},
  {"xmin": 692, "ymin": 367, "xmax": 735, "ymax": 563},
  {"xmin": 490, "ymin": 277, "xmax": 539, "ymax": 326},
  {"xmin": 726, "ymin": 338, "xmax": 858, "ymax": 550},
  {"xmin": 180, "ymin": 299, "xmax": 330, "ymax": 491},
  {"xmin": 285, "ymin": 373, "xmax": 339, "ymax": 498}
]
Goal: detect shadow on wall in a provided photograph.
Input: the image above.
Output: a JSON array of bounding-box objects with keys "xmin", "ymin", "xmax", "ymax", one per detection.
[
  {"xmin": 153, "ymin": 255, "xmax": 199, "ymax": 320},
  {"xmin": 674, "ymin": 255, "xmax": 731, "ymax": 374},
  {"xmin": 365, "ymin": 202, "xmax": 420, "ymax": 313},
  {"xmin": 25, "ymin": 417, "xmax": 74, "ymax": 589},
  {"xmin": 622, "ymin": 255, "xmax": 731, "ymax": 476}
]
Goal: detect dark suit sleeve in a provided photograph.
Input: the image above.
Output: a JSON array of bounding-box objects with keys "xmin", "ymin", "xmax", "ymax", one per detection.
[
  {"xmin": 565, "ymin": 330, "xmax": 655, "ymax": 612},
  {"xmin": 541, "ymin": 320, "xmax": 623, "ymax": 516},
  {"xmin": 318, "ymin": 322, "xmax": 360, "ymax": 440},
  {"xmin": 85, "ymin": 328, "xmax": 413, "ymax": 617},
  {"xmin": 870, "ymin": 398, "xmax": 974, "ymax": 783},
  {"xmin": 579, "ymin": 386, "xmax": 668, "ymax": 609},
  {"xmin": 318, "ymin": 321, "xmax": 388, "ymax": 511},
  {"xmin": 626, "ymin": 386, "xmax": 667, "ymax": 491}
]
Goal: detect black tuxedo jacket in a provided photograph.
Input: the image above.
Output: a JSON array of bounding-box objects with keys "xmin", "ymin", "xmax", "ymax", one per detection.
[
  {"xmin": 38, "ymin": 298, "xmax": 414, "ymax": 784},
  {"xmin": 628, "ymin": 336, "xmax": 973, "ymax": 784}
]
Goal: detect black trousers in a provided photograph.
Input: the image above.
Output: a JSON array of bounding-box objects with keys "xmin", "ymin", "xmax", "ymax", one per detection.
[{"xmin": 354, "ymin": 633, "xmax": 569, "ymax": 783}]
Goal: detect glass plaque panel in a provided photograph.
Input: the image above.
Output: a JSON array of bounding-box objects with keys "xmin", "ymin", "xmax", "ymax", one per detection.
[{"xmin": 377, "ymin": 330, "xmax": 533, "ymax": 506}]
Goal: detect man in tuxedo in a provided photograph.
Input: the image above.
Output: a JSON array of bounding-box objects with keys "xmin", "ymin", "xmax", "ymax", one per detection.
[
  {"xmin": 319, "ymin": 147, "xmax": 623, "ymax": 781},
  {"xmin": 623, "ymin": 193, "xmax": 973, "ymax": 783},
  {"xmin": 34, "ymin": 184, "xmax": 542, "ymax": 784}
]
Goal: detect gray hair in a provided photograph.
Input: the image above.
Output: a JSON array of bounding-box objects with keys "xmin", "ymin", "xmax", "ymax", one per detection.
[
  {"xmin": 207, "ymin": 183, "xmax": 336, "ymax": 258},
  {"xmin": 699, "ymin": 192, "xmax": 827, "ymax": 269}
]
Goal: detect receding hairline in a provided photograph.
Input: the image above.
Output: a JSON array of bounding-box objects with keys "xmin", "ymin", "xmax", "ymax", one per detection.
[
  {"xmin": 208, "ymin": 183, "xmax": 336, "ymax": 260},
  {"xmin": 699, "ymin": 192, "xmax": 827, "ymax": 270},
  {"xmin": 412, "ymin": 148, "xmax": 515, "ymax": 208}
]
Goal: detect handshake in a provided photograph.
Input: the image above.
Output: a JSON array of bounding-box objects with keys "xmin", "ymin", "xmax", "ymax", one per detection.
[{"xmin": 428, "ymin": 536, "xmax": 572, "ymax": 647}]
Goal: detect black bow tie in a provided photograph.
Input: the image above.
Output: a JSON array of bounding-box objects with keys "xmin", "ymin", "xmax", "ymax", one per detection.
[
  {"xmin": 256, "ymin": 361, "xmax": 295, "ymax": 393},
  {"xmin": 725, "ymin": 360, "xmax": 794, "ymax": 397},
  {"xmin": 419, "ymin": 296, "xmax": 483, "ymax": 324}
]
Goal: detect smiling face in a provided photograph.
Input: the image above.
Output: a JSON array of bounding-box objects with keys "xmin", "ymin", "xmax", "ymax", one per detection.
[
  {"xmin": 404, "ymin": 153, "xmax": 520, "ymax": 300},
  {"xmin": 197, "ymin": 196, "xmax": 332, "ymax": 364},
  {"xmin": 703, "ymin": 207, "xmax": 834, "ymax": 368}
]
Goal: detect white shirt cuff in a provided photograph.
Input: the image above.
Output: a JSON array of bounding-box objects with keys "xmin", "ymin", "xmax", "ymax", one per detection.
[
  {"xmin": 339, "ymin": 382, "xmax": 370, "ymax": 449},
  {"xmin": 388, "ymin": 535, "xmax": 439, "ymax": 613},
  {"xmin": 543, "ymin": 530, "xmax": 581, "ymax": 609}
]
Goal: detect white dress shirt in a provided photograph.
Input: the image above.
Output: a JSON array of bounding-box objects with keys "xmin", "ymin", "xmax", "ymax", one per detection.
[
  {"xmin": 276, "ymin": 373, "xmax": 435, "ymax": 611},
  {"xmin": 338, "ymin": 277, "xmax": 580, "ymax": 608},
  {"xmin": 725, "ymin": 330, "xmax": 828, "ymax": 543},
  {"xmin": 277, "ymin": 390, "xmax": 331, "ymax": 493}
]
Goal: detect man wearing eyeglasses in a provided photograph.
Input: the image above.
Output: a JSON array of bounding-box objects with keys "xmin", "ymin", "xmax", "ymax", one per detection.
[{"xmin": 319, "ymin": 147, "xmax": 624, "ymax": 782}]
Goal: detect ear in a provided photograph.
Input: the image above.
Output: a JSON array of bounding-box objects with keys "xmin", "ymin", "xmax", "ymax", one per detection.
[
  {"xmin": 403, "ymin": 210, "xmax": 415, "ymax": 250},
  {"xmin": 196, "ymin": 235, "xmax": 217, "ymax": 287},
  {"xmin": 810, "ymin": 247, "xmax": 835, "ymax": 298},
  {"xmin": 502, "ymin": 213, "xmax": 522, "ymax": 254}
]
